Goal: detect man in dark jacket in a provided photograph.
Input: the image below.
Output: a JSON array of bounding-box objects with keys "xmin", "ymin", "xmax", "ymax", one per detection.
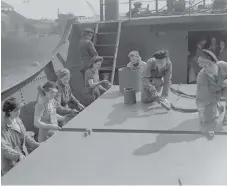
[{"xmin": 79, "ymin": 28, "xmax": 98, "ymax": 82}]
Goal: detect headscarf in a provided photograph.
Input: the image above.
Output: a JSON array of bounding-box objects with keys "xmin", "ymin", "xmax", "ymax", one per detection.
[
  {"xmin": 56, "ymin": 69, "xmax": 71, "ymax": 105},
  {"xmin": 128, "ymin": 51, "xmax": 141, "ymax": 66},
  {"xmin": 202, "ymin": 49, "xmax": 218, "ymax": 63},
  {"xmin": 57, "ymin": 68, "xmax": 71, "ymax": 80},
  {"xmin": 128, "ymin": 50, "xmax": 140, "ymax": 58}
]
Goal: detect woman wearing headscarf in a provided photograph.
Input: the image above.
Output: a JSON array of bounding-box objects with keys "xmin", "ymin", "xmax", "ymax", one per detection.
[
  {"xmin": 84, "ymin": 56, "xmax": 111, "ymax": 105},
  {"xmin": 141, "ymin": 50, "xmax": 172, "ymax": 108},
  {"xmin": 55, "ymin": 68, "xmax": 85, "ymax": 117},
  {"xmin": 127, "ymin": 50, "xmax": 146, "ymax": 72},
  {"xmin": 196, "ymin": 49, "xmax": 227, "ymax": 138},
  {"xmin": 34, "ymin": 81, "xmax": 67, "ymax": 142},
  {"xmin": 1, "ymin": 97, "xmax": 40, "ymax": 176}
]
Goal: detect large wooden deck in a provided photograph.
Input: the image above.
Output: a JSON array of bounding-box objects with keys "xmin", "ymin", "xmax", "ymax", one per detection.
[{"xmin": 2, "ymin": 85, "xmax": 227, "ymax": 185}]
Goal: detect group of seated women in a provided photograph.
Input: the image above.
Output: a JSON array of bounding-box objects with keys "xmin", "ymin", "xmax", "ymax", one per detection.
[{"xmin": 1, "ymin": 55, "xmax": 113, "ymax": 176}]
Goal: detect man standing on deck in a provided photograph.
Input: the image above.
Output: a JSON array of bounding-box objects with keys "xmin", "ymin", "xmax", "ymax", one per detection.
[{"xmin": 79, "ymin": 28, "xmax": 98, "ymax": 83}]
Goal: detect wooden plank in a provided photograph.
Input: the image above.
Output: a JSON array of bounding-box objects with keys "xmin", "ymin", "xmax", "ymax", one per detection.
[{"xmin": 2, "ymin": 132, "xmax": 227, "ymax": 185}]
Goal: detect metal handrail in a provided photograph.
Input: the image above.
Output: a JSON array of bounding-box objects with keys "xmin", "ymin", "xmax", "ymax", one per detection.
[
  {"xmin": 97, "ymin": 0, "xmax": 226, "ymax": 22},
  {"xmin": 121, "ymin": 0, "xmax": 222, "ymax": 19}
]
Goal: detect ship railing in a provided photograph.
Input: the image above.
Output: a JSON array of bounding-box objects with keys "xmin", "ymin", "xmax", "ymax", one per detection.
[
  {"xmin": 97, "ymin": 0, "xmax": 226, "ymax": 22},
  {"xmin": 76, "ymin": 0, "xmax": 226, "ymax": 23}
]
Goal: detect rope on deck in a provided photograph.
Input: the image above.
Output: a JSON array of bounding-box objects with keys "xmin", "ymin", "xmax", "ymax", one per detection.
[
  {"xmin": 170, "ymin": 86, "xmax": 198, "ymax": 113},
  {"xmin": 170, "ymin": 86, "xmax": 225, "ymax": 113}
]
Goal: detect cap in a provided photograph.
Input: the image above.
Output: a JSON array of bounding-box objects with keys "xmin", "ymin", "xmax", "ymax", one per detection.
[
  {"xmin": 153, "ymin": 50, "xmax": 168, "ymax": 60},
  {"xmin": 2, "ymin": 97, "xmax": 24, "ymax": 113},
  {"xmin": 83, "ymin": 28, "xmax": 94, "ymax": 33}
]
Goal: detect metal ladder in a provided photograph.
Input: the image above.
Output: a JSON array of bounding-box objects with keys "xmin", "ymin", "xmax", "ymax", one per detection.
[{"xmin": 93, "ymin": 21, "xmax": 122, "ymax": 84}]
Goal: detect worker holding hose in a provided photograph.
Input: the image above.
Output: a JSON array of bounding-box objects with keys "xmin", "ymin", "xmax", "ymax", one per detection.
[
  {"xmin": 196, "ymin": 49, "xmax": 227, "ymax": 138},
  {"xmin": 141, "ymin": 50, "xmax": 172, "ymax": 110}
]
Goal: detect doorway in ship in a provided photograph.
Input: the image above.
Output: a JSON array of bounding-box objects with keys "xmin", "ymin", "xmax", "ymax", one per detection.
[{"xmin": 187, "ymin": 30, "xmax": 227, "ymax": 84}]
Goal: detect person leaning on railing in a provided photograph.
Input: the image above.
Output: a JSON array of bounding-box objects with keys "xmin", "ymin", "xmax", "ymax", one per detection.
[
  {"xmin": 1, "ymin": 97, "xmax": 40, "ymax": 176},
  {"xmin": 55, "ymin": 68, "xmax": 85, "ymax": 117},
  {"xmin": 34, "ymin": 81, "xmax": 68, "ymax": 142},
  {"xmin": 84, "ymin": 56, "xmax": 111, "ymax": 104}
]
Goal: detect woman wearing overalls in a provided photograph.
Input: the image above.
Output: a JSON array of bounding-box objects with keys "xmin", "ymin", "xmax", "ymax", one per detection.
[
  {"xmin": 141, "ymin": 50, "xmax": 172, "ymax": 107},
  {"xmin": 196, "ymin": 49, "xmax": 227, "ymax": 138}
]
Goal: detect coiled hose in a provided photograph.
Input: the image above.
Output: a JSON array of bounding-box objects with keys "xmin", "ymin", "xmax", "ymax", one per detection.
[{"xmin": 170, "ymin": 86, "xmax": 198, "ymax": 113}]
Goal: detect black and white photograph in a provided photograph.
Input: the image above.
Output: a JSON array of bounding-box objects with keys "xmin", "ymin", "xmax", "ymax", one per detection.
[{"xmin": 1, "ymin": 0, "xmax": 227, "ymax": 185}]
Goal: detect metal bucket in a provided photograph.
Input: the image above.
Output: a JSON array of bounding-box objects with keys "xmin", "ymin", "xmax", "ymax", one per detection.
[
  {"xmin": 118, "ymin": 67, "xmax": 142, "ymax": 94},
  {"xmin": 124, "ymin": 87, "xmax": 136, "ymax": 105}
]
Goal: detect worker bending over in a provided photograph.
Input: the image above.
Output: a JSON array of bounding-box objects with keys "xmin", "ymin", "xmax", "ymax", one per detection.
[
  {"xmin": 196, "ymin": 49, "xmax": 227, "ymax": 138},
  {"xmin": 141, "ymin": 50, "xmax": 172, "ymax": 109}
]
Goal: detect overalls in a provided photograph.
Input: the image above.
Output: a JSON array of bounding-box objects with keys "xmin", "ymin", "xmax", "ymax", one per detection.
[
  {"xmin": 141, "ymin": 58, "xmax": 172, "ymax": 103},
  {"xmin": 196, "ymin": 61, "xmax": 227, "ymax": 129}
]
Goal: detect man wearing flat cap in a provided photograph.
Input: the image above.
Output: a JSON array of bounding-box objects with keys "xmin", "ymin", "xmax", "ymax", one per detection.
[{"xmin": 79, "ymin": 28, "xmax": 98, "ymax": 83}]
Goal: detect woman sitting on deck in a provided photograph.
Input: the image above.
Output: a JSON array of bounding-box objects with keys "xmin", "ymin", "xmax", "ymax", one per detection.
[
  {"xmin": 55, "ymin": 68, "xmax": 85, "ymax": 116},
  {"xmin": 141, "ymin": 50, "xmax": 172, "ymax": 107},
  {"xmin": 127, "ymin": 50, "xmax": 146, "ymax": 72},
  {"xmin": 34, "ymin": 81, "xmax": 66, "ymax": 142},
  {"xmin": 84, "ymin": 56, "xmax": 111, "ymax": 105},
  {"xmin": 196, "ymin": 49, "xmax": 227, "ymax": 138},
  {"xmin": 1, "ymin": 97, "xmax": 40, "ymax": 176}
]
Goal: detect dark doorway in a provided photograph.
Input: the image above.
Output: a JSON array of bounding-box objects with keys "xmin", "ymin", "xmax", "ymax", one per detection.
[{"xmin": 187, "ymin": 30, "xmax": 227, "ymax": 84}]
